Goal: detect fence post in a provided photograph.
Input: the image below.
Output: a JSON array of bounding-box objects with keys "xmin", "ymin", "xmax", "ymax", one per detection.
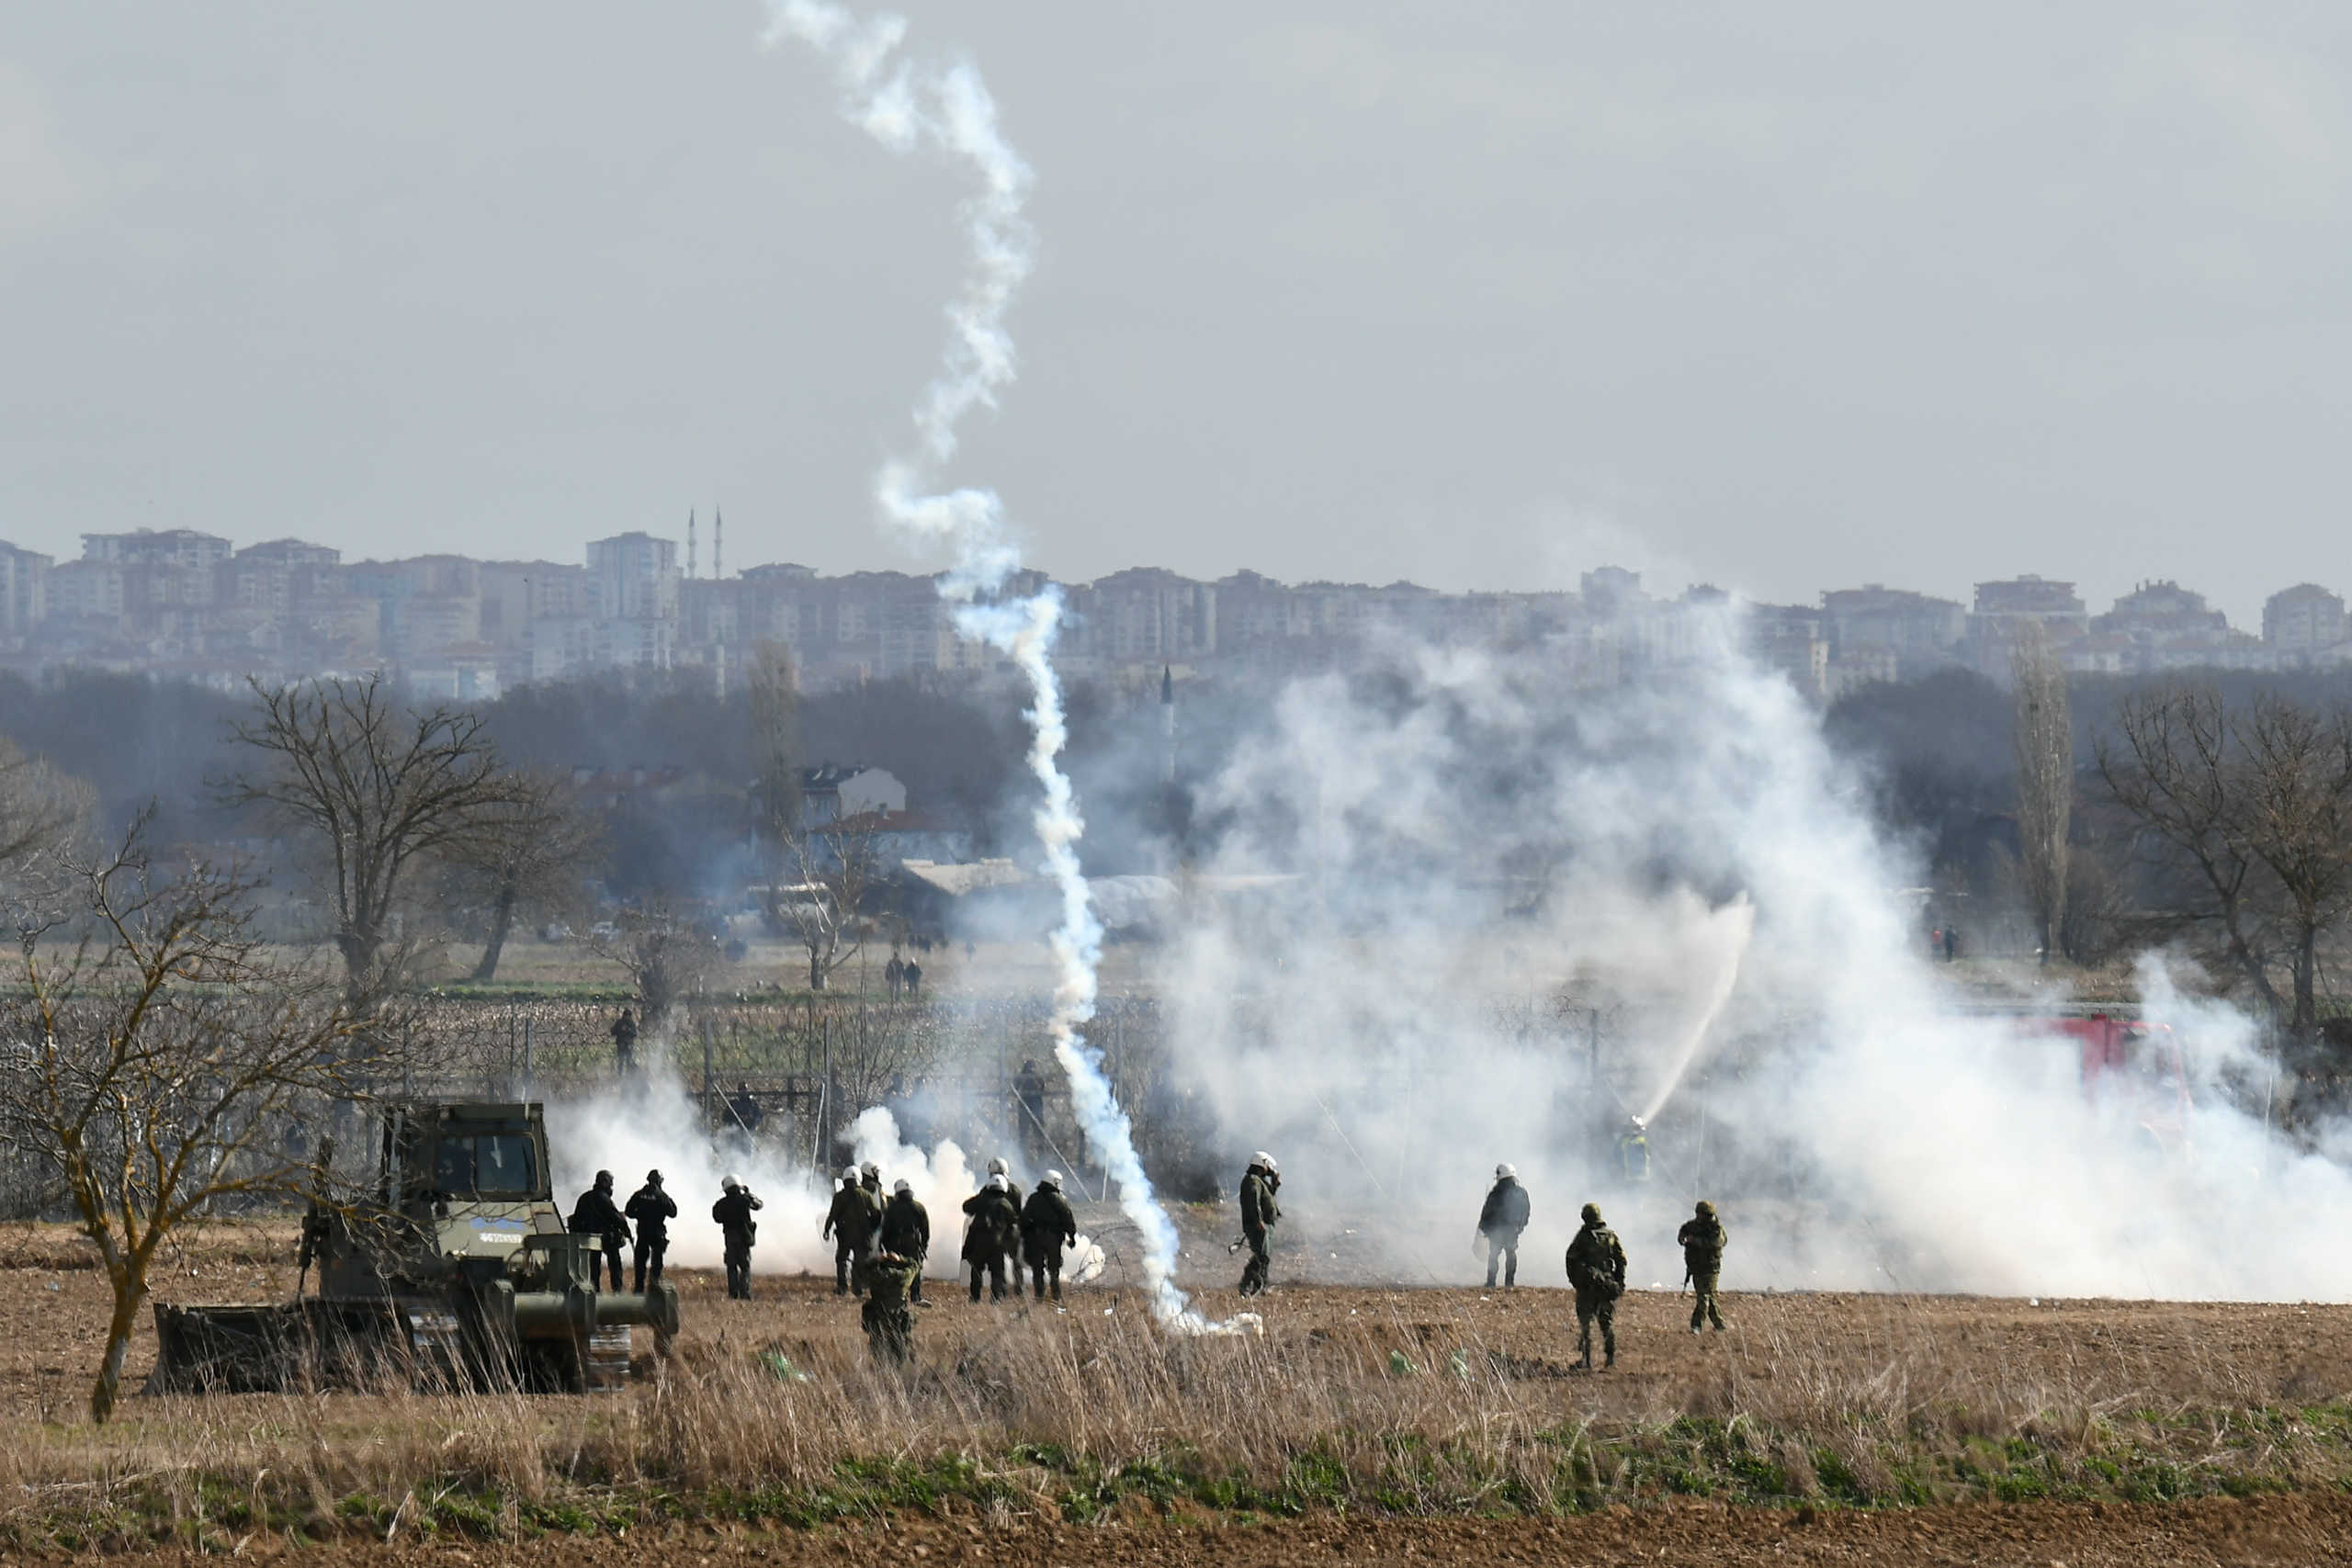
[
  {"xmin": 819, "ymin": 1015, "xmax": 832, "ymax": 1167},
  {"xmin": 700, "ymin": 1013, "xmax": 714, "ymax": 1129}
]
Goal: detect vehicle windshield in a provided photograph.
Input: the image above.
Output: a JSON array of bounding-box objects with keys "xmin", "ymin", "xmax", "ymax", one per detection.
[{"xmin": 433, "ymin": 1132, "xmax": 539, "ymax": 1197}]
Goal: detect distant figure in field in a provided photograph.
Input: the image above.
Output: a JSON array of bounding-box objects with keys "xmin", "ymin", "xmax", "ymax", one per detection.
[
  {"xmin": 1943, "ymin": 925, "xmax": 1960, "ymax": 962},
  {"xmin": 1012, "ymin": 1058, "xmax": 1048, "ymax": 1163},
  {"xmin": 1022, "ymin": 1170, "xmax": 1079, "ymax": 1302},
  {"xmin": 1678, "ymin": 1200, "xmax": 1728, "ymax": 1333},
  {"xmin": 727, "ymin": 1081, "xmax": 763, "ymax": 1141},
  {"xmin": 1238, "ymin": 1152, "xmax": 1281, "ymax": 1297},
  {"xmin": 902, "ymin": 958, "xmax": 923, "ymax": 998},
  {"xmin": 1478, "ymin": 1163, "xmax": 1531, "ymax": 1290},
  {"xmin": 1614, "ymin": 1116, "xmax": 1649, "ymax": 1184},
  {"xmin": 609, "ymin": 1008, "xmax": 639, "ymax": 1076},
  {"xmin": 1565, "ymin": 1201, "xmax": 1626, "ymax": 1371},
  {"xmin": 885, "ymin": 953, "xmax": 906, "ymax": 998}
]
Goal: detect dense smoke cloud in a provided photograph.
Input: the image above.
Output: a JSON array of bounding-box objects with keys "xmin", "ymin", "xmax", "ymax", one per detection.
[{"xmin": 1148, "ymin": 609, "xmax": 2352, "ymax": 1301}]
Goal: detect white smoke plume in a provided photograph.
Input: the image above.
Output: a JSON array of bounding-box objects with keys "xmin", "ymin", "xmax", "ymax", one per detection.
[
  {"xmin": 1155, "ymin": 610, "xmax": 2352, "ymax": 1302},
  {"xmin": 548, "ymin": 1066, "xmax": 980, "ymax": 1280},
  {"xmin": 766, "ymin": 4, "xmax": 1234, "ymax": 1329}
]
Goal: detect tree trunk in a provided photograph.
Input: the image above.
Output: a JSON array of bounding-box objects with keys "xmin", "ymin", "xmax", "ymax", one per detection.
[
  {"xmin": 809, "ymin": 947, "xmax": 828, "ymax": 990},
  {"xmin": 471, "ymin": 883, "xmax": 519, "ymax": 983},
  {"xmin": 90, "ymin": 1266, "xmax": 146, "ymax": 1424},
  {"xmin": 2295, "ymin": 931, "xmax": 2319, "ymax": 1040}
]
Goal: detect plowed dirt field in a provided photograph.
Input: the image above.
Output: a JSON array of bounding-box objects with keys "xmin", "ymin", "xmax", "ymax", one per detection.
[{"xmin": 6, "ymin": 1224, "xmax": 2351, "ymax": 1562}]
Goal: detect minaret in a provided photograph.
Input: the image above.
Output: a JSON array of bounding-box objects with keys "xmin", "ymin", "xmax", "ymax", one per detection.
[
  {"xmin": 714, "ymin": 508, "xmax": 724, "ymax": 579},
  {"xmin": 1160, "ymin": 664, "xmax": 1176, "ymax": 786},
  {"xmin": 686, "ymin": 510, "xmax": 698, "ymax": 579}
]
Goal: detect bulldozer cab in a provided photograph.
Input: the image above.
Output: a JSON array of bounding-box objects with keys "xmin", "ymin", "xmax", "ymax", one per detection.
[{"xmin": 375, "ymin": 1101, "xmax": 563, "ymax": 1266}]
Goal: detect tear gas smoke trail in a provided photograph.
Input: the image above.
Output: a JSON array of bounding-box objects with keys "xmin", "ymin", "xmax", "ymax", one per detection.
[
  {"xmin": 1636, "ymin": 895, "xmax": 1753, "ymax": 1123},
  {"xmin": 765, "ymin": 3, "xmax": 1241, "ymax": 1332}
]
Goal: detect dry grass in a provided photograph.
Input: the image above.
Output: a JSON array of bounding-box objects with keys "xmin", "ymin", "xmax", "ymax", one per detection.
[{"xmin": 2, "ymin": 1293, "xmax": 2348, "ymax": 1550}]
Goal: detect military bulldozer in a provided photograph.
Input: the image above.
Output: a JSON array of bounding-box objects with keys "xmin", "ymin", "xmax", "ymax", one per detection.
[{"xmin": 149, "ymin": 1100, "xmax": 679, "ymax": 1394}]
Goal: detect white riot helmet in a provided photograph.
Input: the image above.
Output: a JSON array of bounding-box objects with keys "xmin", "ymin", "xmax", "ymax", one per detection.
[
  {"xmin": 841, "ymin": 1165, "xmax": 859, "ymax": 1182},
  {"xmin": 1496, "ymin": 1163, "xmax": 1517, "ymax": 1180},
  {"xmin": 1252, "ymin": 1151, "xmax": 1278, "ymax": 1173},
  {"xmin": 893, "ymin": 1178, "xmax": 912, "ymax": 1195},
  {"xmin": 988, "ymin": 1173, "xmax": 1008, "ymax": 1191},
  {"xmin": 722, "ymin": 1174, "xmax": 741, "ymax": 1191},
  {"xmin": 1041, "ymin": 1169, "xmax": 1063, "ymax": 1189},
  {"xmin": 862, "ymin": 1161, "xmax": 880, "ymax": 1179},
  {"xmin": 987, "ymin": 1156, "xmax": 1008, "ymax": 1176}
]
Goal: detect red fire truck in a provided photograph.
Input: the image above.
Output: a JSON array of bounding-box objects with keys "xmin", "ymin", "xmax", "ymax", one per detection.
[{"xmin": 2027, "ymin": 1012, "xmax": 2191, "ymax": 1157}]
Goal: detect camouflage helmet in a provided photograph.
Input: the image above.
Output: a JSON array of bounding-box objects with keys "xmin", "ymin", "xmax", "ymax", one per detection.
[
  {"xmin": 1695, "ymin": 1200, "xmax": 1715, "ymax": 1217},
  {"xmin": 1580, "ymin": 1202, "xmax": 1601, "ymax": 1224}
]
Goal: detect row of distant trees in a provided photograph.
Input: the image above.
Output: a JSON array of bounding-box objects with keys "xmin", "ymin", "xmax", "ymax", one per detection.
[
  {"xmin": 1952, "ymin": 639, "xmax": 2352, "ymax": 1057},
  {"xmin": 221, "ymin": 648, "xmax": 889, "ymax": 1010}
]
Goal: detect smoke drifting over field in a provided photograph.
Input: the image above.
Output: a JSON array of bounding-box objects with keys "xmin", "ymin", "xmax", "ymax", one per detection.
[
  {"xmin": 535, "ymin": 8, "xmax": 2352, "ymax": 1309},
  {"xmin": 1150, "ymin": 614, "xmax": 2352, "ymax": 1301}
]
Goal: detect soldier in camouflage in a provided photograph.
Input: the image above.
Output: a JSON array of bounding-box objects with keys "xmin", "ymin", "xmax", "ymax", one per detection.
[
  {"xmin": 1677, "ymin": 1200, "xmax": 1728, "ymax": 1333},
  {"xmin": 861, "ymin": 1248, "xmax": 920, "ymax": 1364},
  {"xmin": 1565, "ymin": 1201, "xmax": 1627, "ymax": 1370},
  {"xmin": 1238, "ymin": 1152, "xmax": 1281, "ymax": 1297}
]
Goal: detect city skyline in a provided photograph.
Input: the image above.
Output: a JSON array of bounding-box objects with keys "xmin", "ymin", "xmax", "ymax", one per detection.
[
  {"xmin": 4, "ymin": 520, "xmax": 2345, "ymax": 702},
  {"xmin": 6, "ymin": 6, "xmax": 2352, "ymax": 630}
]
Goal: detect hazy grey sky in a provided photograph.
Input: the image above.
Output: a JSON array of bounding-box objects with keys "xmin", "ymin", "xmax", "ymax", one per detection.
[{"xmin": 3, "ymin": 3, "xmax": 2347, "ymax": 623}]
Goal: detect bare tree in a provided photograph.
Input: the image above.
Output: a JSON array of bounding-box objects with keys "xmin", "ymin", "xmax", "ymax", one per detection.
[
  {"xmin": 749, "ymin": 640, "xmax": 802, "ymax": 856},
  {"xmin": 747, "ymin": 641, "xmax": 878, "ymax": 989},
  {"xmin": 220, "ymin": 676, "xmax": 530, "ymax": 1005},
  {"xmin": 586, "ymin": 898, "xmax": 722, "ymax": 1033},
  {"xmin": 0, "ymin": 733, "xmax": 93, "ymax": 870},
  {"xmin": 2098, "ymin": 684, "xmax": 2352, "ymax": 1041},
  {"xmin": 2238, "ymin": 694, "xmax": 2352, "ymax": 1037},
  {"xmin": 2010, "ymin": 624, "xmax": 2072, "ymax": 965},
  {"xmin": 766, "ymin": 823, "xmax": 881, "ymax": 991},
  {"xmin": 447, "ymin": 773, "xmax": 599, "ymax": 983},
  {"xmin": 0, "ymin": 820, "xmax": 375, "ymax": 1422}
]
